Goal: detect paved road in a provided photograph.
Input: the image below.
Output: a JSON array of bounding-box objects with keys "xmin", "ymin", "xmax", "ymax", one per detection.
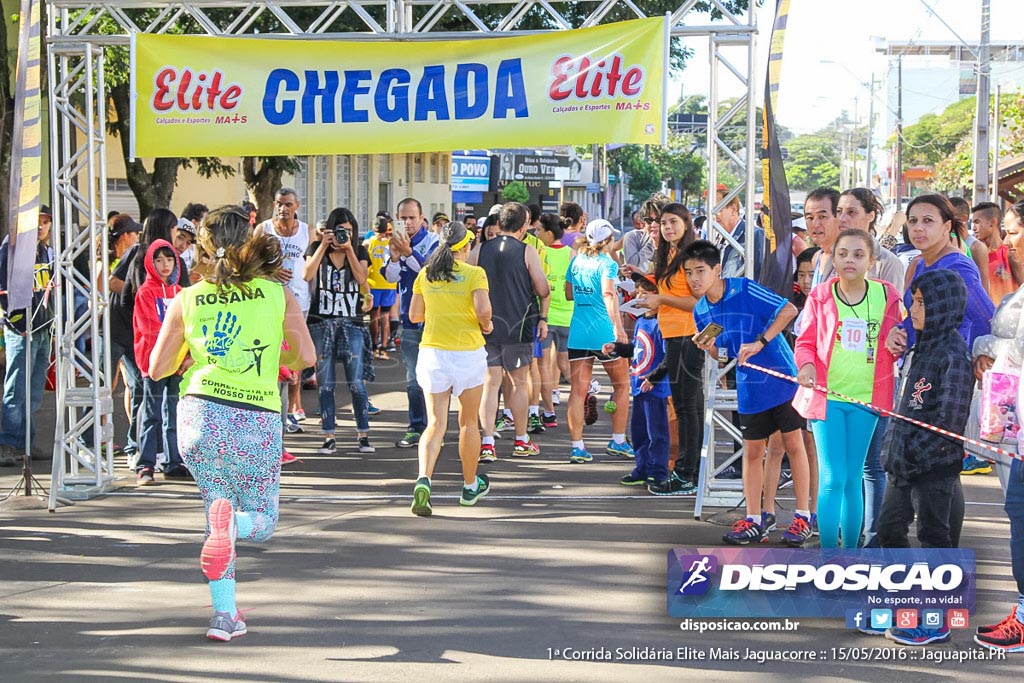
[{"xmin": 0, "ymin": 355, "xmax": 1018, "ymax": 681}]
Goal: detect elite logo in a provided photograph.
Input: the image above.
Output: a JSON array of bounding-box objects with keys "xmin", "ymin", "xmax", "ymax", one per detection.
[
  {"xmin": 548, "ymin": 54, "xmax": 645, "ymax": 102},
  {"xmin": 152, "ymin": 66, "xmax": 244, "ymax": 113},
  {"xmin": 676, "ymin": 555, "xmax": 717, "ymax": 596}
]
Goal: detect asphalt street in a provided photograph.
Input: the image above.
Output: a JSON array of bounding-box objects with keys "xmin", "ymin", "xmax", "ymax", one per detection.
[{"xmin": 0, "ymin": 355, "xmax": 1018, "ymax": 682}]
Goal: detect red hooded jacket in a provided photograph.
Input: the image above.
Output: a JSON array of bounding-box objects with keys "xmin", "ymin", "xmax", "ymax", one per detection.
[{"xmin": 133, "ymin": 239, "xmax": 182, "ymax": 377}]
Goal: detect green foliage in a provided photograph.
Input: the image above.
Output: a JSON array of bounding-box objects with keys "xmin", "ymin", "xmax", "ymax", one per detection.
[
  {"xmin": 926, "ymin": 90, "xmax": 1024, "ymax": 192},
  {"xmin": 896, "ymin": 97, "xmax": 977, "ymax": 168},
  {"xmin": 608, "ymin": 133, "xmax": 704, "ymax": 203},
  {"xmin": 627, "ymin": 160, "xmax": 663, "ymax": 200},
  {"xmin": 784, "ymin": 133, "xmax": 842, "ymax": 191},
  {"xmin": 501, "ymin": 180, "xmax": 531, "ymax": 204}
]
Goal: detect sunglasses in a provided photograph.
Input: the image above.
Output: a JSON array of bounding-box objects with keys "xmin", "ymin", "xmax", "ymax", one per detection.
[{"xmin": 642, "ymin": 217, "xmax": 658, "ymax": 225}]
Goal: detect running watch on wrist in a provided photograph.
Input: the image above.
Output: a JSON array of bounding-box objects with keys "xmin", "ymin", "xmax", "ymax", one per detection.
[{"xmin": 757, "ymin": 334, "xmax": 770, "ymax": 347}]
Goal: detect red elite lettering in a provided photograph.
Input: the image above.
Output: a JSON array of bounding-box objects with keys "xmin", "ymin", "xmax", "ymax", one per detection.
[
  {"xmin": 590, "ymin": 60, "xmax": 606, "ymax": 98},
  {"xmin": 176, "ymin": 69, "xmax": 192, "ymax": 110},
  {"xmin": 548, "ymin": 53, "xmax": 645, "ymax": 102},
  {"xmin": 150, "ymin": 67, "xmax": 244, "ymax": 112},
  {"xmin": 221, "ymin": 85, "xmax": 242, "ymax": 110},
  {"xmin": 621, "ymin": 66, "xmax": 643, "ymax": 97},
  {"xmin": 191, "ymin": 73, "xmax": 208, "ymax": 110},
  {"xmin": 205, "ymin": 72, "xmax": 223, "ymax": 108},
  {"xmin": 153, "ymin": 67, "xmax": 176, "ymax": 111},
  {"xmin": 573, "ymin": 57, "xmax": 592, "ymax": 99},
  {"xmin": 604, "ymin": 56, "xmax": 624, "ymax": 96}
]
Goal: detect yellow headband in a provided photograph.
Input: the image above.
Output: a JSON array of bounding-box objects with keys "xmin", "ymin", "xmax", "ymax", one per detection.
[{"xmin": 449, "ymin": 231, "xmax": 473, "ymax": 252}]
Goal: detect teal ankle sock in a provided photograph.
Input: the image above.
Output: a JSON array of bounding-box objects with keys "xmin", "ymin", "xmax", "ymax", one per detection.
[
  {"xmin": 1016, "ymin": 594, "xmax": 1024, "ymax": 624},
  {"xmin": 234, "ymin": 511, "xmax": 254, "ymax": 540},
  {"xmin": 209, "ymin": 577, "xmax": 236, "ymax": 614}
]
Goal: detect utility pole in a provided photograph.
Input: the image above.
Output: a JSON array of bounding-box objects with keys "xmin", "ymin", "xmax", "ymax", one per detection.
[
  {"xmin": 866, "ymin": 75, "xmax": 876, "ymax": 191},
  {"xmin": 992, "ymin": 85, "xmax": 1001, "ymax": 200},
  {"xmin": 973, "ymin": 0, "xmax": 991, "ymax": 204},
  {"xmin": 895, "ymin": 55, "xmax": 903, "ymax": 209}
]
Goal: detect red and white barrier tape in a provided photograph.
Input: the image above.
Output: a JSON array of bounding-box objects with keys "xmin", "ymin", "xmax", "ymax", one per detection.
[{"xmin": 740, "ymin": 361, "xmax": 1021, "ymax": 463}]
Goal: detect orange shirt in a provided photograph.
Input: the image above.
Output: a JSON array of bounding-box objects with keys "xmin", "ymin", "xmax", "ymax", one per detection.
[
  {"xmin": 988, "ymin": 244, "xmax": 1019, "ymax": 306},
  {"xmin": 656, "ymin": 255, "xmax": 697, "ymax": 338}
]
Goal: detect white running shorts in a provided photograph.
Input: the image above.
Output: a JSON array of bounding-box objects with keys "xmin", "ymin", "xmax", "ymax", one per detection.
[{"xmin": 416, "ymin": 346, "xmax": 487, "ymax": 397}]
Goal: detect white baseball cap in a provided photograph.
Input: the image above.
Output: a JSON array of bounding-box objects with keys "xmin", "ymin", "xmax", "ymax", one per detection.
[{"xmin": 586, "ymin": 218, "xmax": 615, "ymax": 246}]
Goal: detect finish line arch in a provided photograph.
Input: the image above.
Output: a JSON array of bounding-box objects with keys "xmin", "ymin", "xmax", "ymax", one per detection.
[{"xmin": 43, "ymin": 0, "xmax": 759, "ymax": 507}]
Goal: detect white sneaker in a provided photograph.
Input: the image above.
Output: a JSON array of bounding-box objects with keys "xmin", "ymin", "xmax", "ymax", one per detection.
[
  {"xmin": 588, "ymin": 379, "xmax": 601, "ymax": 396},
  {"xmin": 551, "ymin": 390, "xmax": 560, "ymax": 405}
]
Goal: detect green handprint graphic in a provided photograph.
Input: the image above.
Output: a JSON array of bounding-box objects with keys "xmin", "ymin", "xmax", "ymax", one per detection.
[{"xmin": 203, "ymin": 311, "xmax": 242, "ymax": 358}]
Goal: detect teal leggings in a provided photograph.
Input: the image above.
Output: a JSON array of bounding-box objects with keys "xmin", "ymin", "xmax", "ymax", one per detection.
[{"xmin": 811, "ymin": 400, "xmax": 879, "ymax": 549}]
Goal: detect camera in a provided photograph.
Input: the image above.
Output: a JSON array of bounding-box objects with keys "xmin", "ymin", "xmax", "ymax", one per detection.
[{"xmin": 333, "ymin": 225, "xmax": 349, "ymax": 245}]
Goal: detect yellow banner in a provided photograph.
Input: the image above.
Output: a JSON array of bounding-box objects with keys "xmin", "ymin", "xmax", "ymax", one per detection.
[
  {"xmin": 131, "ymin": 18, "xmax": 667, "ymax": 158},
  {"xmin": 7, "ymin": 0, "xmax": 44, "ymax": 313}
]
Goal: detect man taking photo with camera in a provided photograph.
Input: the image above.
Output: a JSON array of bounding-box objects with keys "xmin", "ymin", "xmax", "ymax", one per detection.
[{"xmin": 385, "ymin": 198, "xmax": 439, "ymax": 449}]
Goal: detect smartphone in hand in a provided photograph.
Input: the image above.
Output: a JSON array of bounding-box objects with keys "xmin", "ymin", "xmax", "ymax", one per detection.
[{"xmin": 694, "ymin": 323, "xmax": 723, "ymax": 346}]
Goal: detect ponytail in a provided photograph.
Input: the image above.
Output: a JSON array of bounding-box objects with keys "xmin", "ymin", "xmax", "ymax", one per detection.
[
  {"xmin": 559, "ymin": 202, "xmax": 583, "ymax": 229},
  {"xmin": 425, "ymin": 221, "xmax": 471, "ymax": 282},
  {"xmin": 198, "ymin": 205, "xmax": 284, "ymax": 292}
]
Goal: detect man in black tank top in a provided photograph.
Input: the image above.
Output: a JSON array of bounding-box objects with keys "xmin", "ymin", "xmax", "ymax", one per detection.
[{"xmin": 470, "ymin": 203, "xmax": 551, "ymax": 458}]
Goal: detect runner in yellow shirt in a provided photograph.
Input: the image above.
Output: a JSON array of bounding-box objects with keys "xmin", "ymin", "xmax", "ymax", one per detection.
[{"xmin": 408, "ymin": 222, "xmax": 493, "ymax": 516}]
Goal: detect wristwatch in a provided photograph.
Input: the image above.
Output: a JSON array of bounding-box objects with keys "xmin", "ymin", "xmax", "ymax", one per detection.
[
  {"xmin": 538, "ymin": 316, "xmax": 548, "ymax": 322},
  {"xmin": 757, "ymin": 334, "xmax": 770, "ymax": 347}
]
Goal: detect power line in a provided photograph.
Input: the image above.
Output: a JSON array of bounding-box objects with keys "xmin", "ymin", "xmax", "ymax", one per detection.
[{"xmin": 917, "ymin": 0, "xmax": 979, "ymax": 59}]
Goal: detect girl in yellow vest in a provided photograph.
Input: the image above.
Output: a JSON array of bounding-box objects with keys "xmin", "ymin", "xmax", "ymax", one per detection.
[{"xmin": 149, "ymin": 206, "xmax": 315, "ymax": 642}]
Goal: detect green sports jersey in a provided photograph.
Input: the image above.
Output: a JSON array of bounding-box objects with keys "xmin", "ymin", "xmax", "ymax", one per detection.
[
  {"xmin": 543, "ymin": 243, "xmax": 574, "ymax": 327},
  {"xmin": 180, "ymin": 278, "xmax": 285, "ymax": 412},
  {"xmin": 827, "ymin": 280, "xmax": 886, "ymax": 404}
]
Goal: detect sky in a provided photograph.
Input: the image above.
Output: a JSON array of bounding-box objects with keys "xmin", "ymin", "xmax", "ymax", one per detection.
[{"xmin": 672, "ymin": 0, "xmax": 1024, "ymax": 135}]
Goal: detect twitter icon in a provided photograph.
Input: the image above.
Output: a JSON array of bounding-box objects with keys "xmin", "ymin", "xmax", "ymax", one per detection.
[{"xmin": 870, "ymin": 609, "xmax": 893, "ymax": 629}]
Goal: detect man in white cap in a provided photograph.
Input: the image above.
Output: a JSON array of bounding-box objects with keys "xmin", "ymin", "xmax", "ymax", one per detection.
[
  {"xmin": 174, "ymin": 217, "xmax": 198, "ymax": 271},
  {"xmin": 470, "ymin": 202, "xmax": 551, "ymax": 461}
]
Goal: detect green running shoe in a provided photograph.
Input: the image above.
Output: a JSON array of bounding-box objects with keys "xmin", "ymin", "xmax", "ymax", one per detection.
[
  {"xmin": 411, "ymin": 477, "xmax": 432, "ymax": 517},
  {"xmin": 460, "ymin": 474, "xmax": 491, "ymax": 506}
]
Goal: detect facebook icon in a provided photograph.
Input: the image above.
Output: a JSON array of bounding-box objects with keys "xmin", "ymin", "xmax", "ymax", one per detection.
[{"xmin": 845, "ymin": 610, "xmax": 866, "ymax": 629}]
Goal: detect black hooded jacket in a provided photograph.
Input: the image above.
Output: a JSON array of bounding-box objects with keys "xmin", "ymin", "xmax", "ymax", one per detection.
[{"xmin": 880, "ymin": 269, "xmax": 974, "ymax": 484}]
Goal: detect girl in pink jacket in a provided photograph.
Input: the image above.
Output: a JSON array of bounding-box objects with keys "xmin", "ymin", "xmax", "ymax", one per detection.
[{"xmin": 794, "ymin": 229, "xmax": 902, "ymax": 548}]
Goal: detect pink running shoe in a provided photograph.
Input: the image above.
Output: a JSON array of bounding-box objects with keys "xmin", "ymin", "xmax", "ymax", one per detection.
[
  {"xmin": 281, "ymin": 451, "xmax": 299, "ymax": 465},
  {"xmin": 200, "ymin": 498, "xmax": 236, "ymax": 580}
]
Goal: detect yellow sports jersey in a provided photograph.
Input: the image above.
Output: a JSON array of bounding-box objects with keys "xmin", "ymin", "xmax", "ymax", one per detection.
[
  {"xmin": 179, "ymin": 278, "xmax": 285, "ymax": 412},
  {"xmin": 364, "ymin": 234, "xmax": 397, "ymax": 290},
  {"xmin": 413, "ymin": 261, "xmax": 489, "ymax": 351},
  {"xmin": 523, "ymin": 232, "xmax": 549, "ymax": 276}
]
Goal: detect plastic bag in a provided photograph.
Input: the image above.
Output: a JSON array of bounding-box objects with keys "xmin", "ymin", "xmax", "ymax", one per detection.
[{"xmin": 980, "ymin": 357, "xmax": 1020, "ymax": 443}]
